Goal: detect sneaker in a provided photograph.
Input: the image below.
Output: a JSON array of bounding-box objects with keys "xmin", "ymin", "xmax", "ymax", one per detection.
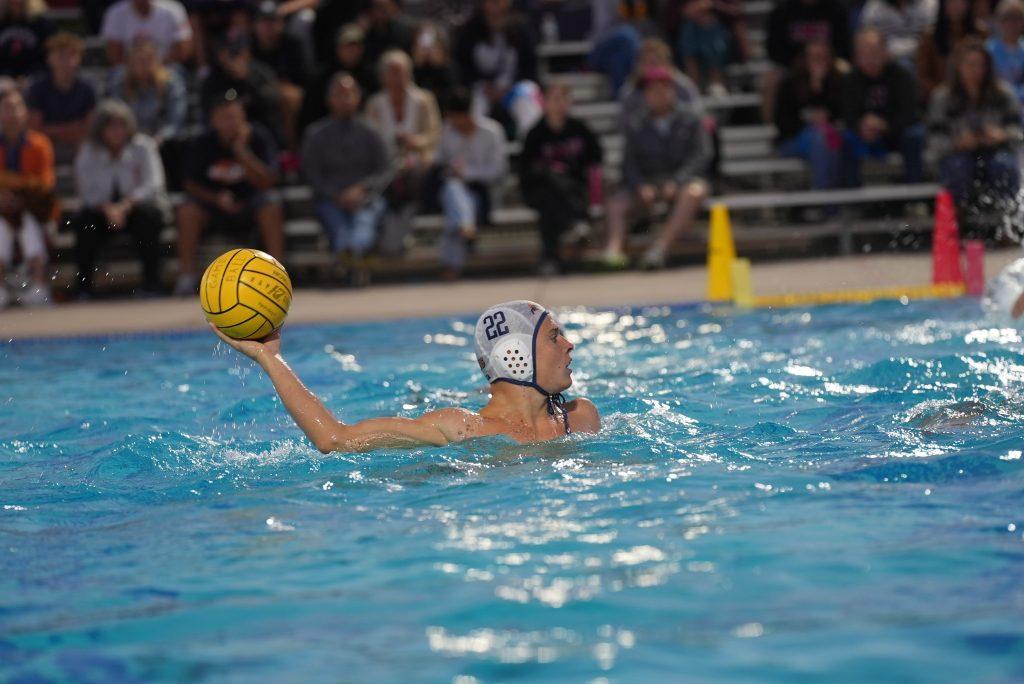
[
  {"xmin": 18, "ymin": 283, "xmax": 52, "ymax": 307},
  {"xmin": 173, "ymin": 272, "xmax": 198, "ymax": 297},
  {"xmin": 707, "ymin": 82, "xmax": 729, "ymax": 99},
  {"xmin": 639, "ymin": 246, "xmax": 667, "ymax": 270},
  {"xmin": 538, "ymin": 260, "xmax": 560, "ymax": 277},
  {"xmin": 567, "ymin": 220, "xmax": 592, "ymax": 243},
  {"xmin": 592, "ymin": 250, "xmax": 629, "ymax": 270}
]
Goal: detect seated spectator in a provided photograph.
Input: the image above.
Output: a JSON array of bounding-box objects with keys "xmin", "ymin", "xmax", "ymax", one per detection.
[
  {"xmin": 454, "ymin": 0, "xmax": 541, "ymax": 138},
  {"xmin": 301, "ymin": 24, "xmax": 378, "ymax": 129},
  {"xmin": 362, "ymin": 0, "xmax": 417, "ymax": 66},
  {"xmin": 587, "ymin": 0, "xmax": 644, "ymax": 96},
  {"xmin": 620, "ymin": 37, "xmax": 703, "ymax": 118},
  {"xmin": 70, "ymin": 100, "xmax": 166, "ymax": 298},
  {"xmin": 311, "ymin": 0, "xmax": 367, "ymax": 64},
  {"xmin": 251, "ymin": 0, "xmax": 306, "ymax": 150},
  {"xmin": 676, "ymin": 0, "xmax": 734, "ymax": 95},
  {"xmin": 101, "ymin": 0, "xmax": 192, "ymax": 65},
  {"xmin": 366, "ymin": 50, "xmax": 442, "ymax": 256},
  {"xmin": 987, "ymin": 0, "xmax": 1024, "ymax": 102},
  {"xmin": 840, "ymin": 28, "xmax": 925, "ymax": 187},
  {"xmin": 774, "ymin": 40, "xmax": 845, "ymax": 191},
  {"xmin": 436, "ymin": 88, "xmax": 507, "ymax": 280},
  {"xmin": 200, "ymin": 31, "xmax": 284, "ymax": 145},
  {"xmin": 860, "ymin": 0, "xmax": 938, "ymax": 64},
  {"xmin": 518, "ymin": 81, "xmax": 602, "ymax": 275},
  {"xmin": 0, "ymin": 0, "xmax": 55, "ymax": 82},
  {"xmin": 26, "ymin": 32, "xmax": 97, "ymax": 163},
  {"xmin": 183, "ymin": 0, "xmax": 251, "ymax": 69},
  {"xmin": 301, "ymin": 73, "xmax": 390, "ymax": 286},
  {"xmin": 600, "ymin": 67, "xmax": 710, "ymax": 270},
  {"xmin": 764, "ymin": 0, "xmax": 851, "ymax": 120},
  {"xmin": 927, "ymin": 38, "xmax": 1022, "ymax": 225},
  {"xmin": 108, "ymin": 37, "xmax": 187, "ymax": 145},
  {"xmin": 0, "ymin": 89, "xmax": 53, "ymax": 308},
  {"xmin": 918, "ymin": 0, "xmax": 986, "ymax": 99},
  {"xmin": 412, "ymin": 21, "xmax": 458, "ymax": 108},
  {"xmin": 175, "ymin": 92, "xmax": 284, "ymax": 295}
]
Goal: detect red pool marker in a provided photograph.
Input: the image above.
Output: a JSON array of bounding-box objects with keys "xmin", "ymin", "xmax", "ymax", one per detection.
[
  {"xmin": 932, "ymin": 190, "xmax": 964, "ymax": 285},
  {"xmin": 965, "ymin": 240, "xmax": 985, "ymax": 296}
]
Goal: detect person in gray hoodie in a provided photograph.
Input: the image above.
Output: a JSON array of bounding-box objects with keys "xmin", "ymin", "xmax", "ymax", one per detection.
[
  {"xmin": 301, "ymin": 72, "xmax": 392, "ymax": 282},
  {"xmin": 599, "ymin": 65, "xmax": 712, "ymax": 270}
]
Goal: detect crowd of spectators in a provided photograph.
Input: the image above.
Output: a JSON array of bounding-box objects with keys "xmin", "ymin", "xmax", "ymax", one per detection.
[{"xmin": 0, "ymin": 0, "xmax": 1021, "ymax": 307}]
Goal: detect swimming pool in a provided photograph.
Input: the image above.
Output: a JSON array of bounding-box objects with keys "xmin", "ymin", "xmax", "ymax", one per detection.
[{"xmin": 2, "ymin": 298, "xmax": 1023, "ymax": 683}]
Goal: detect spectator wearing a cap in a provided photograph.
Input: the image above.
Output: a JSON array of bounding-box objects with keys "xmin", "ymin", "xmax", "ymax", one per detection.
[
  {"xmin": 100, "ymin": 0, "xmax": 192, "ymax": 65},
  {"xmin": 252, "ymin": 0, "xmax": 307, "ymax": 150},
  {"xmin": 200, "ymin": 30, "xmax": 285, "ymax": 146},
  {"xmin": 26, "ymin": 32, "xmax": 97, "ymax": 163},
  {"xmin": 599, "ymin": 66, "xmax": 711, "ymax": 270},
  {"xmin": 175, "ymin": 92, "xmax": 284, "ymax": 296},
  {"xmin": 312, "ymin": 0, "xmax": 368, "ymax": 65},
  {"xmin": 0, "ymin": 0, "xmax": 56, "ymax": 82},
  {"xmin": 300, "ymin": 23, "xmax": 377, "ymax": 130}
]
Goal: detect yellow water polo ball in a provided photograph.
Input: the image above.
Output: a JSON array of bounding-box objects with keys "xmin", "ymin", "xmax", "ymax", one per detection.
[{"xmin": 200, "ymin": 248, "xmax": 292, "ymax": 340}]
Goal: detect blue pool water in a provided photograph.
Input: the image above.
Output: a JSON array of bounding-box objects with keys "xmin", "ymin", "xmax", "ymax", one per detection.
[{"xmin": 2, "ymin": 299, "xmax": 1024, "ymax": 683}]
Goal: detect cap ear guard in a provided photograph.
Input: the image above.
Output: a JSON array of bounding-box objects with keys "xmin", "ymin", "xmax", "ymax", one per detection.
[{"xmin": 489, "ymin": 333, "xmax": 535, "ymax": 381}]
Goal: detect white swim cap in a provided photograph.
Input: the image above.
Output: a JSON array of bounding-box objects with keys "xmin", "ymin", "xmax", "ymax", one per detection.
[
  {"xmin": 474, "ymin": 300, "xmax": 551, "ymax": 392},
  {"xmin": 984, "ymin": 257, "xmax": 1024, "ymax": 319}
]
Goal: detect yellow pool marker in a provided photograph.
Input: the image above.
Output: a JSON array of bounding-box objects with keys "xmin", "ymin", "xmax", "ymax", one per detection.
[
  {"xmin": 751, "ymin": 282, "xmax": 966, "ymax": 309},
  {"xmin": 730, "ymin": 258, "xmax": 755, "ymax": 309},
  {"xmin": 707, "ymin": 204, "xmax": 736, "ymax": 302}
]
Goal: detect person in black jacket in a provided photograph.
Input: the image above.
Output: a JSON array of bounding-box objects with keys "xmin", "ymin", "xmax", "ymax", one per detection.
[
  {"xmin": 840, "ymin": 28, "xmax": 925, "ymax": 186},
  {"xmin": 518, "ymin": 81, "xmax": 602, "ymax": 275},
  {"xmin": 774, "ymin": 39, "xmax": 845, "ymax": 190},
  {"xmin": 453, "ymin": 0, "xmax": 539, "ymax": 137}
]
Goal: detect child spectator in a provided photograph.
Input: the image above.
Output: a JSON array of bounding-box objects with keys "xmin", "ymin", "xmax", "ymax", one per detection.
[
  {"xmin": 200, "ymin": 31, "xmax": 284, "ymax": 145},
  {"xmin": 70, "ymin": 100, "xmax": 166, "ymax": 298},
  {"xmin": 365, "ymin": 50, "xmax": 442, "ymax": 257},
  {"xmin": 26, "ymin": 32, "xmax": 96, "ymax": 163},
  {"xmin": 518, "ymin": 81, "xmax": 602, "ymax": 275},
  {"xmin": 927, "ymin": 38, "xmax": 1022, "ymax": 225},
  {"xmin": 774, "ymin": 40, "xmax": 845, "ymax": 191},
  {"xmin": 412, "ymin": 21, "xmax": 459, "ymax": 108},
  {"xmin": 859, "ymin": 0, "xmax": 939, "ymax": 63},
  {"xmin": 917, "ymin": 0, "xmax": 986, "ymax": 99},
  {"xmin": 301, "ymin": 23, "xmax": 378, "ymax": 129},
  {"xmin": 600, "ymin": 66, "xmax": 711, "ymax": 270},
  {"xmin": 175, "ymin": 92, "xmax": 284, "ymax": 295},
  {"xmin": 100, "ymin": 0, "xmax": 192, "ymax": 65},
  {"xmin": 840, "ymin": 28, "xmax": 925, "ymax": 186},
  {"xmin": 0, "ymin": 0, "xmax": 55, "ymax": 82},
  {"xmin": 301, "ymin": 73, "xmax": 391, "ymax": 286},
  {"xmin": 0, "ymin": 89, "xmax": 53, "ymax": 308},
  {"xmin": 987, "ymin": 0, "xmax": 1024, "ymax": 103},
  {"xmin": 676, "ymin": 0, "xmax": 734, "ymax": 95},
  {"xmin": 436, "ymin": 88, "xmax": 507, "ymax": 280},
  {"xmin": 251, "ymin": 0, "xmax": 306, "ymax": 151}
]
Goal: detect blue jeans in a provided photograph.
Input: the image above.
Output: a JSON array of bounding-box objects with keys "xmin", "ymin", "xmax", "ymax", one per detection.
[
  {"xmin": 316, "ymin": 197, "xmax": 384, "ymax": 257},
  {"xmin": 439, "ymin": 178, "xmax": 483, "ymax": 270},
  {"xmin": 778, "ymin": 125, "xmax": 841, "ymax": 190},
  {"xmin": 588, "ymin": 24, "xmax": 640, "ymax": 96},
  {"xmin": 840, "ymin": 124, "xmax": 925, "ymax": 187},
  {"xmin": 940, "ymin": 148, "xmax": 1022, "ymax": 206}
]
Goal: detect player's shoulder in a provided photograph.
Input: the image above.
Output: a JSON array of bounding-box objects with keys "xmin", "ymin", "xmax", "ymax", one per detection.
[
  {"xmin": 566, "ymin": 397, "xmax": 600, "ymax": 433},
  {"xmin": 420, "ymin": 407, "xmax": 486, "ymax": 442}
]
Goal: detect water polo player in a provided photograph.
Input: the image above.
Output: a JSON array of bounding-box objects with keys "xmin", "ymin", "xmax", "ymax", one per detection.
[{"xmin": 210, "ymin": 300, "xmax": 600, "ymax": 451}]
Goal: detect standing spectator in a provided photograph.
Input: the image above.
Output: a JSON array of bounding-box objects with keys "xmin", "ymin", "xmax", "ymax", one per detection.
[
  {"xmin": 302, "ymin": 74, "xmax": 391, "ymax": 285},
  {"xmin": 927, "ymin": 38, "xmax": 1021, "ymax": 224},
  {"xmin": 0, "ymin": 89, "xmax": 53, "ymax": 308},
  {"xmin": 436, "ymin": 88, "xmax": 507, "ymax": 280},
  {"xmin": 175, "ymin": 92, "xmax": 284, "ymax": 295},
  {"xmin": 200, "ymin": 31, "xmax": 284, "ymax": 145},
  {"xmin": 100, "ymin": 0, "xmax": 192, "ymax": 65},
  {"xmin": 860, "ymin": 0, "xmax": 939, "ymax": 63},
  {"xmin": 917, "ymin": 0, "xmax": 986, "ymax": 99},
  {"xmin": 71, "ymin": 100, "xmax": 166, "ymax": 298},
  {"xmin": 764, "ymin": 0, "xmax": 850, "ymax": 120},
  {"xmin": 774, "ymin": 40, "xmax": 845, "ymax": 191},
  {"xmin": 840, "ymin": 28, "xmax": 925, "ymax": 187},
  {"xmin": 362, "ymin": 0, "xmax": 417, "ymax": 66},
  {"xmin": 251, "ymin": 1, "xmax": 307, "ymax": 150},
  {"xmin": 412, "ymin": 21, "xmax": 459, "ymax": 108},
  {"xmin": 454, "ymin": 0, "xmax": 541, "ymax": 138},
  {"xmin": 366, "ymin": 50, "xmax": 442, "ymax": 256},
  {"xmin": 518, "ymin": 81, "xmax": 602, "ymax": 275},
  {"xmin": 0, "ymin": 0, "xmax": 55, "ymax": 82},
  {"xmin": 301, "ymin": 24, "xmax": 377, "ymax": 129},
  {"xmin": 26, "ymin": 32, "xmax": 97, "ymax": 163},
  {"xmin": 676, "ymin": 0, "xmax": 734, "ymax": 95},
  {"xmin": 987, "ymin": 0, "xmax": 1024, "ymax": 103},
  {"xmin": 600, "ymin": 67, "xmax": 711, "ymax": 270}
]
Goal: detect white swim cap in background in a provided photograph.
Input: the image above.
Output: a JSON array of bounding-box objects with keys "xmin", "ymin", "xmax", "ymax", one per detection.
[
  {"xmin": 474, "ymin": 300, "xmax": 551, "ymax": 391},
  {"xmin": 983, "ymin": 257, "xmax": 1024, "ymax": 319}
]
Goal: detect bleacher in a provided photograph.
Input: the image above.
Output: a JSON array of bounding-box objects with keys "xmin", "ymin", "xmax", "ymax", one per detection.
[{"xmin": 41, "ymin": 1, "xmax": 944, "ymax": 293}]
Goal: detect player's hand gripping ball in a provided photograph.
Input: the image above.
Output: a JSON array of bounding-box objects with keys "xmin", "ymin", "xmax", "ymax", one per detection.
[{"xmin": 200, "ymin": 249, "xmax": 292, "ymax": 340}]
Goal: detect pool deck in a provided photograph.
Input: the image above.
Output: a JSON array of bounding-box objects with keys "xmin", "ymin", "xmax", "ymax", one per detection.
[{"xmin": 2, "ymin": 250, "xmax": 1019, "ymax": 339}]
